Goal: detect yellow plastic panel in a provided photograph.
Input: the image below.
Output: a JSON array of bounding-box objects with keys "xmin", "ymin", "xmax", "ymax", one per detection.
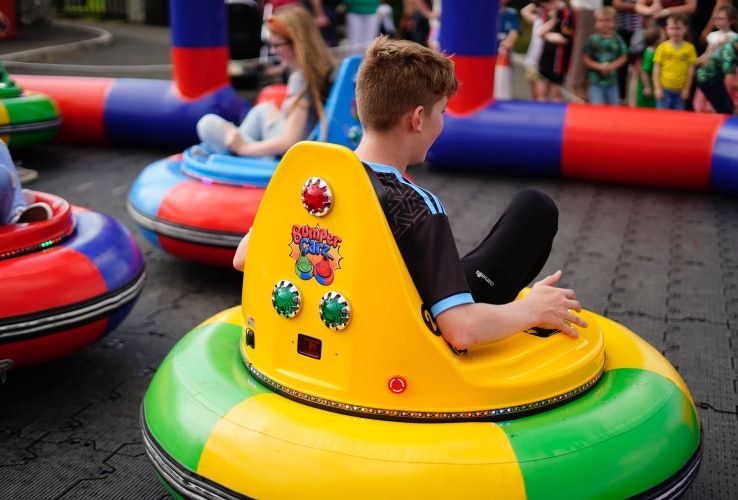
[{"xmin": 241, "ymin": 141, "xmax": 604, "ymax": 415}]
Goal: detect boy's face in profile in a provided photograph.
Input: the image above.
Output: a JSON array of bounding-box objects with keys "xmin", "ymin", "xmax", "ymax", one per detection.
[
  {"xmin": 665, "ymin": 19, "xmax": 687, "ymax": 42},
  {"xmin": 594, "ymin": 14, "xmax": 616, "ymax": 37},
  {"xmin": 413, "ymin": 97, "xmax": 448, "ymax": 165}
]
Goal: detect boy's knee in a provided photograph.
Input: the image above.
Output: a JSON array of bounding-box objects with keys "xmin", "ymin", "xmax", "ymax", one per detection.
[{"xmin": 513, "ymin": 189, "xmax": 558, "ymax": 219}]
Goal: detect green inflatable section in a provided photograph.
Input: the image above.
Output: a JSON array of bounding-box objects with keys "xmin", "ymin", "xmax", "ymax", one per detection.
[
  {"xmin": 4, "ymin": 93, "xmax": 60, "ymax": 149},
  {"xmin": 503, "ymin": 368, "xmax": 700, "ymax": 499},
  {"xmin": 143, "ymin": 321, "xmax": 271, "ymax": 471}
]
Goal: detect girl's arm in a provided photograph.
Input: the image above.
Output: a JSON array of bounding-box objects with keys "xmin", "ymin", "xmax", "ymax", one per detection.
[
  {"xmin": 520, "ymin": 3, "xmax": 538, "ymax": 24},
  {"xmin": 539, "ymin": 14, "xmax": 568, "ymax": 45}
]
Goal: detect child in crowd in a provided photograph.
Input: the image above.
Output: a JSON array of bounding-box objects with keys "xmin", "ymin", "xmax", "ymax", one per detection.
[
  {"xmin": 693, "ymin": 5, "xmax": 738, "ymax": 112},
  {"xmin": 377, "ymin": 1, "xmax": 396, "ymax": 36},
  {"xmin": 705, "ymin": 4, "xmax": 738, "ymax": 48},
  {"xmin": 582, "ymin": 6, "xmax": 628, "ymax": 105},
  {"xmin": 498, "ymin": 0, "xmax": 521, "ymax": 56},
  {"xmin": 536, "ymin": 0, "xmax": 576, "ymax": 102},
  {"xmin": 653, "ymin": 13, "xmax": 697, "ymax": 110},
  {"xmin": 496, "ymin": 0, "xmax": 521, "ymax": 99},
  {"xmin": 521, "ymin": 2, "xmax": 545, "ymax": 100},
  {"xmin": 695, "ymin": 36, "xmax": 738, "ymax": 114},
  {"xmin": 635, "ymin": 25, "xmax": 663, "ymax": 107}
]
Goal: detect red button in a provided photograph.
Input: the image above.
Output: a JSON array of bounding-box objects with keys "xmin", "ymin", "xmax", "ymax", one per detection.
[{"xmin": 388, "ymin": 376, "xmax": 407, "ymax": 394}]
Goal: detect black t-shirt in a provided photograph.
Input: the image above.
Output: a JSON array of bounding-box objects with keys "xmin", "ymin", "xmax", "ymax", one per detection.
[{"xmin": 367, "ymin": 162, "xmax": 474, "ymax": 317}]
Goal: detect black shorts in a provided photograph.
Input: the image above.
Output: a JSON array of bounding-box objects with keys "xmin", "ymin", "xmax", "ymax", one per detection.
[{"xmin": 539, "ymin": 68, "xmax": 565, "ymax": 85}]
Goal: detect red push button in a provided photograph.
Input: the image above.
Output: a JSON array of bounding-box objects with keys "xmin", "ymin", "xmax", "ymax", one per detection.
[{"xmin": 388, "ymin": 376, "xmax": 407, "ymax": 394}]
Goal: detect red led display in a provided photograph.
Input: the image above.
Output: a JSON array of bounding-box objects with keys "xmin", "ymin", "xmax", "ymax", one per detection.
[{"xmin": 297, "ymin": 334, "xmax": 322, "ymax": 360}]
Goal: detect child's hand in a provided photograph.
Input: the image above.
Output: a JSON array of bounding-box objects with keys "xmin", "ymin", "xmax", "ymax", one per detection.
[
  {"xmin": 681, "ymin": 87, "xmax": 690, "ymax": 102},
  {"xmin": 655, "ymin": 88, "xmax": 664, "ymax": 100},
  {"xmin": 643, "ymin": 86, "xmax": 652, "ymax": 97}
]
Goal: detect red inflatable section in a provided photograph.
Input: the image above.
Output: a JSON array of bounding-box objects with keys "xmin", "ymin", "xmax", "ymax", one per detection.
[
  {"xmin": 561, "ymin": 105, "xmax": 727, "ymax": 191},
  {"xmin": 2, "ymin": 321, "xmax": 109, "ymax": 368},
  {"xmin": 447, "ymin": 55, "xmax": 495, "ymax": 115},
  {"xmin": 255, "ymin": 84, "xmax": 288, "ymax": 108},
  {"xmin": 172, "ymin": 47, "xmax": 230, "ymax": 100},
  {"xmin": 13, "ymin": 75, "xmax": 113, "ymax": 144},
  {"xmin": 158, "ymin": 237, "xmax": 238, "ymax": 268},
  {"xmin": 157, "ymin": 181, "xmax": 265, "ymax": 266}
]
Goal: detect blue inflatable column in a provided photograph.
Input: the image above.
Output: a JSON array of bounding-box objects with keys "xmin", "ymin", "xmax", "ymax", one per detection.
[
  {"xmin": 711, "ymin": 115, "xmax": 738, "ymax": 195},
  {"xmin": 170, "ymin": 0, "xmax": 231, "ymax": 99},
  {"xmin": 102, "ymin": 0, "xmax": 249, "ymax": 148},
  {"xmin": 439, "ymin": 0, "xmax": 498, "ymax": 114}
]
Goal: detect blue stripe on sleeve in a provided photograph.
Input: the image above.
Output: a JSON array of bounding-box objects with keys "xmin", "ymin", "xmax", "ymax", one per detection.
[{"xmin": 431, "ymin": 293, "xmax": 475, "ymax": 317}]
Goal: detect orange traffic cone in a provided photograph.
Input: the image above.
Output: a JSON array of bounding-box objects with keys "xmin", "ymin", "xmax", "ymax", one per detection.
[{"xmin": 494, "ymin": 50, "xmax": 512, "ymax": 100}]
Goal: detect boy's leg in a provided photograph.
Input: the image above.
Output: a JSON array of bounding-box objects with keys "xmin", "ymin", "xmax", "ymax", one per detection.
[
  {"xmin": 606, "ymin": 84, "xmax": 620, "ymax": 105},
  {"xmin": 588, "ymin": 83, "xmax": 605, "ymax": 105},
  {"xmin": 670, "ymin": 89, "xmax": 685, "ymax": 110},
  {"xmin": 461, "ymin": 189, "xmax": 559, "ymax": 305}
]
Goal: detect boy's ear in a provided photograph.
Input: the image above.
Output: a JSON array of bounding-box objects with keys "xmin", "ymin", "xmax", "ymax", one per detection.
[{"xmin": 410, "ymin": 105, "xmax": 425, "ymax": 133}]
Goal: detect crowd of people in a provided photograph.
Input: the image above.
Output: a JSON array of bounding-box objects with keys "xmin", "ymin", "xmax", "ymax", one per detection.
[
  {"xmin": 266, "ymin": 0, "xmax": 738, "ymax": 115},
  {"xmin": 507, "ymin": 0, "xmax": 738, "ymax": 114}
]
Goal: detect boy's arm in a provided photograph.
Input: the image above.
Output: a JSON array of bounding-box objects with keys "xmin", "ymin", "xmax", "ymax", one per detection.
[
  {"xmin": 582, "ymin": 53, "xmax": 598, "ymax": 70},
  {"xmin": 611, "ymin": 53, "xmax": 629, "ymax": 71},
  {"xmin": 435, "ymin": 271, "xmax": 587, "ymax": 351},
  {"xmin": 233, "ymin": 230, "xmax": 251, "ymax": 271},
  {"xmin": 500, "ymin": 29, "xmax": 520, "ymax": 53}
]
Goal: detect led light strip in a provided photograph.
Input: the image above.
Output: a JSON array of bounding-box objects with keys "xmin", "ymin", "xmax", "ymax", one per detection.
[
  {"xmin": 181, "ymin": 169, "xmax": 262, "ymax": 189},
  {"xmin": 0, "ymin": 224, "xmax": 75, "ymax": 260},
  {"xmin": 243, "ymin": 350, "xmax": 606, "ymax": 422}
]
